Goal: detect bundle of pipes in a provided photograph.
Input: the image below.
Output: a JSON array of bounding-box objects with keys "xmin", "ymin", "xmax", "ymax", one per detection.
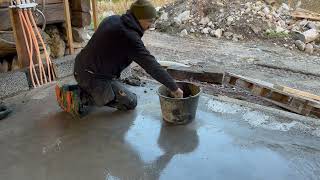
[{"xmin": 10, "ymin": 0, "xmax": 56, "ymax": 88}]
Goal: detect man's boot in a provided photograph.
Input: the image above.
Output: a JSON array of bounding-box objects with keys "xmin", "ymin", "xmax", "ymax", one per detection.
[{"xmin": 55, "ymin": 84, "xmax": 85, "ymax": 118}]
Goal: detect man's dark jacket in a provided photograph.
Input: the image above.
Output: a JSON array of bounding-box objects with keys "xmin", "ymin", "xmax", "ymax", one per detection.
[{"xmin": 74, "ymin": 11, "xmax": 178, "ymax": 91}]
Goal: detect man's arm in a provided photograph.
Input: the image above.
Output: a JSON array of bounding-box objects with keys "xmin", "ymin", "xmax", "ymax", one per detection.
[{"xmin": 129, "ymin": 37, "xmax": 178, "ymax": 92}]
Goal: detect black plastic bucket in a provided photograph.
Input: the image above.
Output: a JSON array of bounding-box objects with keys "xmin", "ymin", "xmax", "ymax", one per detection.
[{"xmin": 157, "ymin": 82, "xmax": 201, "ymax": 125}]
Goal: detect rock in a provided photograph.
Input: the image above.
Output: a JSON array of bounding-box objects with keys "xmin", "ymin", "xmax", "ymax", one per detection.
[
  {"xmin": 213, "ymin": 29, "xmax": 223, "ymax": 38},
  {"xmin": 295, "ymin": 40, "xmax": 305, "ymax": 51},
  {"xmin": 257, "ymin": 11, "xmax": 265, "ymax": 17},
  {"xmin": 275, "ymin": 26, "xmax": 285, "ymax": 33},
  {"xmin": 0, "ymin": 60, "xmax": 8, "ymax": 73},
  {"xmin": 224, "ymin": 31, "xmax": 234, "ymax": 39},
  {"xmin": 202, "ymin": 27, "xmax": 211, "ymax": 34},
  {"xmin": 72, "ymin": 27, "xmax": 90, "ymax": 42},
  {"xmin": 235, "ymin": 34, "xmax": 244, "ymax": 40},
  {"xmin": 264, "ymin": 0, "xmax": 276, "ymax": 5},
  {"xmin": 272, "ymin": 11, "xmax": 280, "ymax": 18},
  {"xmin": 40, "ymin": 45, "xmax": 51, "ymax": 60},
  {"xmin": 45, "ymin": 26, "xmax": 66, "ymax": 59},
  {"xmin": 207, "ymin": 21, "xmax": 213, "ymax": 27},
  {"xmin": 306, "ymin": 22, "xmax": 317, "ymax": 30},
  {"xmin": 199, "ymin": 17, "xmax": 210, "ymax": 25},
  {"xmin": 191, "ymin": 22, "xmax": 197, "ymax": 26},
  {"xmin": 280, "ymin": 3, "xmax": 290, "ymax": 11},
  {"xmin": 102, "ymin": 11, "xmax": 115, "ymax": 18},
  {"xmin": 305, "ymin": 44, "xmax": 314, "ymax": 54},
  {"xmin": 155, "ymin": 7, "xmax": 161, "ymax": 12},
  {"xmin": 263, "ymin": 7, "xmax": 270, "ymax": 15},
  {"xmin": 11, "ymin": 56, "xmax": 20, "ymax": 71},
  {"xmin": 266, "ymin": 14, "xmax": 273, "ymax": 19},
  {"xmin": 180, "ymin": 29, "xmax": 188, "ymax": 37},
  {"xmin": 174, "ymin": 10, "xmax": 191, "ymax": 25},
  {"xmin": 226, "ymin": 16, "xmax": 234, "ymax": 25},
  {"xmin": 160, "ymin": 12, "xmax": 169, "ymax": 21},
  {"xmin": 232, "ymin": 36, "xmax": 239, "ymax": 42},
  {"xmin": 250, "ymin": 25, "xmax": 262, "ymax": 34},
  {"xmin": 299, "ymin": 20, "xmax": 309, "ymax": 27},
  {"xmin": 190, "ymin": 28, "xmax": 195, "ymax": 33}
]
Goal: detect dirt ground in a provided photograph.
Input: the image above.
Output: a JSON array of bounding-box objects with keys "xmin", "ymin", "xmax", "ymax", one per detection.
[{"xmin": 141, "ymin": 31, "xmax": 320, "ymax": 97}]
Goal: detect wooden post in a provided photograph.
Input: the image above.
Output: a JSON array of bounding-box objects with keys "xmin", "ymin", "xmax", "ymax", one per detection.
[
  {"xmin": 63, "ymin": 0, "xmax": 74, "ymax": 54},
  {"xmin": 91, "ymin": 0, "xmax": 98, "ymax": 31},
  {"xmin": 9, "ymin": 8, "xmax": 28, "ymax": 68}
]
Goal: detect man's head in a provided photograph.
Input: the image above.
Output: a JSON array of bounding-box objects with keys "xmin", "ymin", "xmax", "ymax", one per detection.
[{"xmin": 130, "ymin": 0, "xmax": 157, "ymax": 31}]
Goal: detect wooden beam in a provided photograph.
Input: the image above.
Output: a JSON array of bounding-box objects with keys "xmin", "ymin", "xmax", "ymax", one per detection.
[
  {"xmin": 91, "ymin": 0, "xmax": 97, "ymax": 31},
  {"xmin": 291, "ymin": 8, "xmax": 320, "ymax": 21},
  {"xmin": 0, "ymin": 3, "xmax": 65, "ymax": 31},
  {"xmin": 63, "ymin": 0, "xmax": 74, "ymax": 54},
  {"xmin": 223, "ymin": 72, "xmax": 320, "ymax": 119},
  {"xmin": 9, "ymin": 8, "xmax": 29, "ymax": 67}
]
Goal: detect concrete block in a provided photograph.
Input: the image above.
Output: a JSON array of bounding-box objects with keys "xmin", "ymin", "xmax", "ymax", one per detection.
[
  {"xmin": 167, "ymin": 65, "xmax": 224, "ymax": 84},
  {"xmin": 0, "ymin": 71, "xmax": 29, "ymax": 99},
  {"xmin": 53, "ymin": 55, "xmax": 77, "ymax": 79}
]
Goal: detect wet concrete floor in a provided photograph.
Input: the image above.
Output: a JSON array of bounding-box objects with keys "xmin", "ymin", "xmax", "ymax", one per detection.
[{"xmin": 1, "ymin": 80, "xmax": 320, "ymax": 180}]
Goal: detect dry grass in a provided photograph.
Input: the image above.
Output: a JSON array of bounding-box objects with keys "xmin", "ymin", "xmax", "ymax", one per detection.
[{"xmin": 97, "ymin": 0, "xmax": 174, "ymax": 17}]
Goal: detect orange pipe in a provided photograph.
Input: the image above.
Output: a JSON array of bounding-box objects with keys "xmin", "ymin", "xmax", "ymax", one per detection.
[
  {"xmin": 20, "ymin": 10, "xmax": 42, "ymax": 87},
  {"xmin": 28, "ymin": 10, "xmax": 55, "ymax": 82},
  {"xmin": 23, "ymin": 10, "xmax": 48, "ymax": 84},
  {"xmin": 19, "ymin": 11, "xmax": 37, "ymax": 87}
]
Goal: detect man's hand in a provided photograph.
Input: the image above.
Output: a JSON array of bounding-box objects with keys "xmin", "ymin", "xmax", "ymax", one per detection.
[{"xmin": 171, "ymin": 88, "xmax": 184, "ymax": 98}]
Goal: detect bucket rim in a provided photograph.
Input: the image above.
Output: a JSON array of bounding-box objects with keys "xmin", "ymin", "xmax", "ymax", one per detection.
[{"xmin": 157, "ymin": 82, "xmax": 202, "ymax": 100}]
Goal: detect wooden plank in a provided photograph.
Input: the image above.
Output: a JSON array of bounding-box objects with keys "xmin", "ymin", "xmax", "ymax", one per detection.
[
  {"xmin": 91, "ymin": 0, "xmax": 97, "ymax": 30},
  {"xmin": 0, "ymin": 3, "xmax": 65, "ymax": 30},
  {"xmin": 273, "ymin": 85, "xmax": 320, "ymax": 102},
  {"xmin": 63, "ymin": 0, "xmax": 74, "ymax": 54},
  {"xmin": 223, "ymin": 72, "xmax": 320, "ymax": 118},
  {"xmin": 9, "ymin": 8, "xmax": 29, "ymax": 67},
  {"xmin": 291, "ymin": 8, "xmax": 320, "ymax": 21}
]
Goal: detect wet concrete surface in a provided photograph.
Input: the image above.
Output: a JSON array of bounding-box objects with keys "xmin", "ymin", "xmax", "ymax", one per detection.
[{"xmin": 1, "ymin": 79, "xmax": 320, "ymax": 180}]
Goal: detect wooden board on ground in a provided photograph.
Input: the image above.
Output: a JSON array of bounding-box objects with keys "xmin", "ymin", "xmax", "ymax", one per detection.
[
  {"xmin": 291, "ymin": 8, "xmax": 320, "ymax": 21},
  {"xmin": 223, "ymin": 72, "xmax": 320, "ymax": 119},
  {"xmin": 0, "ymin": 3, "xmax": 65, "ymax": 30}
]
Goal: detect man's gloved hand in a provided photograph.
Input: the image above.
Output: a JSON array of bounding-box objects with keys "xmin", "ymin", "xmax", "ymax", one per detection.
[{"xmin": 171, "ymin": 88, "xmax": 184, "ymax": 98}]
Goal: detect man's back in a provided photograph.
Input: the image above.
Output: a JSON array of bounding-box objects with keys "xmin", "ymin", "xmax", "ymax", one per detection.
[{"xmin": 74, "ymin": 13, "xmax": 142, "ymax": 79}]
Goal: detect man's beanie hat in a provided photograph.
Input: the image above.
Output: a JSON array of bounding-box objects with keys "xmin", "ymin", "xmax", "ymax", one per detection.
[{"xmin": 130, "ymin": 0, "xmax": 157, "ymax": 20}]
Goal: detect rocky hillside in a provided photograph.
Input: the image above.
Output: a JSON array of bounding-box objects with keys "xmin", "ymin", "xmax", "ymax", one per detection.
[{"xmin": 154, "ymin": 0, "xmax": 320, "ymax": 56}]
